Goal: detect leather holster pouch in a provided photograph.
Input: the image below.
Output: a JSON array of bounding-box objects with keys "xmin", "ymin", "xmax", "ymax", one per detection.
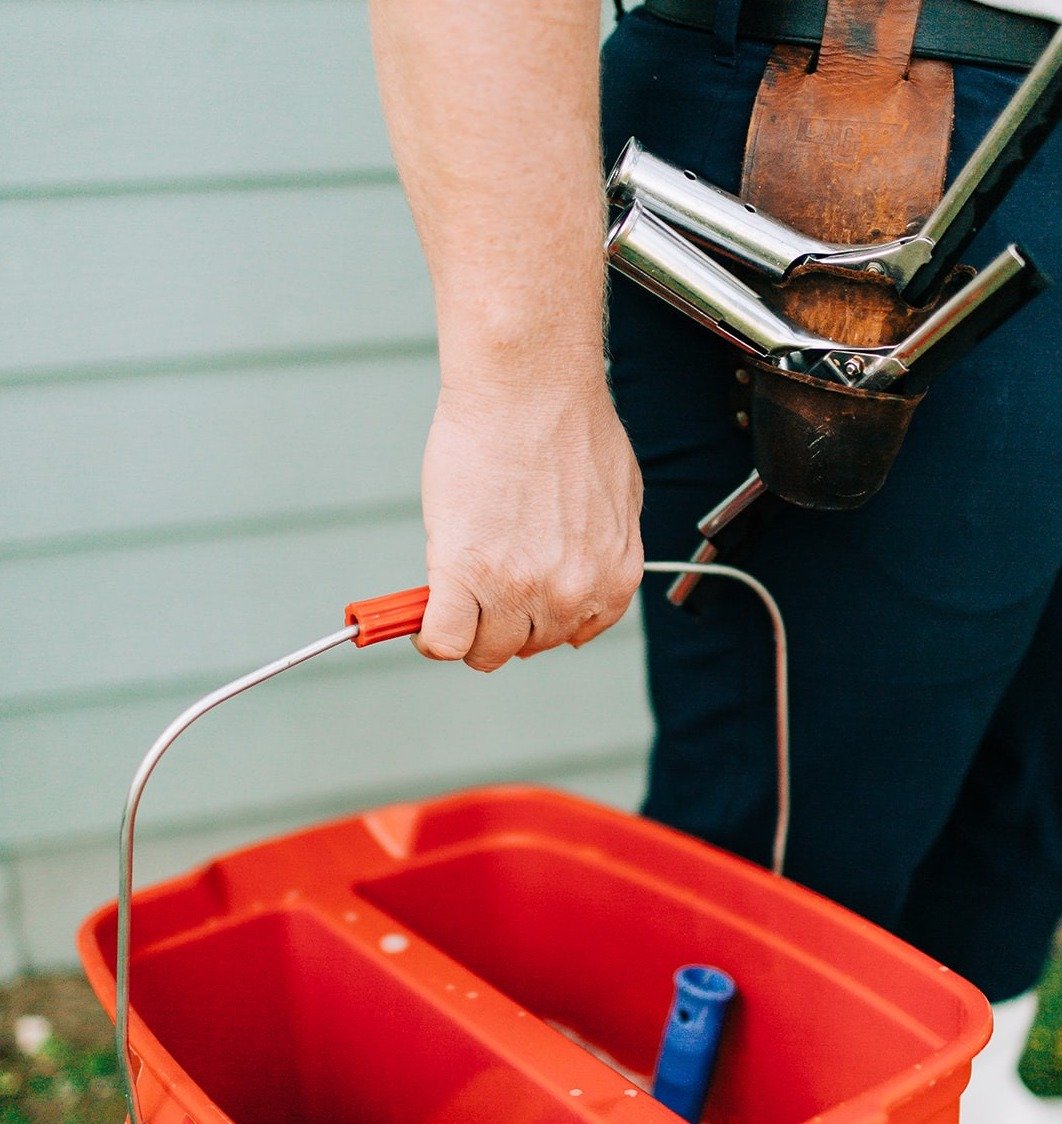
[
  {"xmin": 739, "ymin": 0, "xmax": 957, "ymax": 509},
  {"xmin": 749, "ymin": 366, "xmax": 923, "ymax": 510}
]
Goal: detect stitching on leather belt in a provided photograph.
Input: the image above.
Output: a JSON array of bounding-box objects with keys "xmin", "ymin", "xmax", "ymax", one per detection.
[{"xmin": 642, "ymin": 0, "xmax": 1054, "ymax": 69}]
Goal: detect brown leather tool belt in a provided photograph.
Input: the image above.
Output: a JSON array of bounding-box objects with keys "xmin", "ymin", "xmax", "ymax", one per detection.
[{"xmin": 643, "ymin": 0, "xmax": 1054, "ymax": 69}]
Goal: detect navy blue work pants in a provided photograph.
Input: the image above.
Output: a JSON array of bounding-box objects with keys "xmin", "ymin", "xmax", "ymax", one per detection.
[{"xmin": 601, "ymin": 8, "xmax": 1062, "ymax": 1002}]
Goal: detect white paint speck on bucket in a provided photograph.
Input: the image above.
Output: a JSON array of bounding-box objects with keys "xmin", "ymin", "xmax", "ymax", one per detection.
[{"xmin": 379, "ymin": 933, "xmax": 409, "ymax": 954}]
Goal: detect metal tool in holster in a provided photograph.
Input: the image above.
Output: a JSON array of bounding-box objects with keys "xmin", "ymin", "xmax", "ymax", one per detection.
[{"xmin": 605, "ymin": 20, "xmax": 1059, "ymax": 608}]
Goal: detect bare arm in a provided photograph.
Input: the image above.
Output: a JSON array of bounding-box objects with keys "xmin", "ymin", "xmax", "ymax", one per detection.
[{"xmin": 370, "ymin": 0, "xmax": 643, "ymax": 670}]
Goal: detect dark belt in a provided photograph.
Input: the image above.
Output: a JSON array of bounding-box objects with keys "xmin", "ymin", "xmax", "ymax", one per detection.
[{"xmin": 641, "ymin": 0, "xmax": 1055, "ymax": 69}]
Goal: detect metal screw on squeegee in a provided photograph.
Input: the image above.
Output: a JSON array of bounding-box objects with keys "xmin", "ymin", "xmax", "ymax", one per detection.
[{"xmin": 842, "ymin": 356, "xmax": 865, "ymax": 380}]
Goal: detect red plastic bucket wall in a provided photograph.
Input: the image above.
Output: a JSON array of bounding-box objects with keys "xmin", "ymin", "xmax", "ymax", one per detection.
[
  {"xmin": 127, "ymin": 909, "xmax": 596, "ymax": 1123},
  {"xmin": 78, "ymin": 787, "xmax": 991, "ymax": 1124}
]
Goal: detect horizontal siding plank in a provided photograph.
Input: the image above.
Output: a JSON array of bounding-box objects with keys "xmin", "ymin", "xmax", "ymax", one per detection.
[
  {"xmin": 0, "ymin": 1, "xmax": 391, "ymax": 191},
  {"xmin": 0, "ymin": 185, "xmax": 434, "ymax": 377},
  {"xmin": 2, "ymin": 517, "xmax": 428, "ymax": 704},
  {"xmin": 0, "ymin": 626, "xmax": 650, "ymax": 846},
  {"xmin": 0, "ymin": 355, "xmax": 436, "ymax": 549}
]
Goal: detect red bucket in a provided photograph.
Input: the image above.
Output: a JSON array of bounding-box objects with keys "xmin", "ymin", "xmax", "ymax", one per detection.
[{"xmin": 79, "ymin": 786, "xmax": 990, "ymax": 1123}]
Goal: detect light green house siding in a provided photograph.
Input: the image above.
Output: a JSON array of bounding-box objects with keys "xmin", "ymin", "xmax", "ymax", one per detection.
[{"xmin": 0, "ymin": 0, "xmax": 650, "ymax": 974}]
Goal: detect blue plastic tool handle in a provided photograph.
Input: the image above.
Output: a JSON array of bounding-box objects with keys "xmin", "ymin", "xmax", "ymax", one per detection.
[{"xmin": 652, "ymin": 965, "xmax": 736, "ymax": 1122}]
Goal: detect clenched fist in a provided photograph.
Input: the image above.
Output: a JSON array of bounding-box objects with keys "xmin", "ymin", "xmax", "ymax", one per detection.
[{"xmin": 415, "ymin": 375, "xmax": 643, "ymax": 671}]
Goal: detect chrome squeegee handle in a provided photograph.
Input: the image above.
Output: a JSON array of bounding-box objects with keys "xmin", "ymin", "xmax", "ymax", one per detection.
[
  {"xmin": 606, "ymin": 136, "xmax": 931, "ymax": 287},
  {"xmin": 116, "ymin": 587, "xmax": 429, "ymax": 1124},
  {"xmin": 605, "ymin": 195, "xmax": 1045, "ymax": 391},
  {"xmin": 607, "ymin": 138, "xmax": 837, "ymax": 282},
  {"xmin": 801, "ymin": 244, "xmax": 1040, "ymax": 389},
  {"xmin": 606, "ymin": 201, "xmax": 841, "ymax": 363}
]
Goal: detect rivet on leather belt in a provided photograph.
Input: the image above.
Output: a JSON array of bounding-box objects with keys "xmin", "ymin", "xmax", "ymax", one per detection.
[{"xmin": 642, "ymin": 0, "xmax": 1055, "ymax": 69}]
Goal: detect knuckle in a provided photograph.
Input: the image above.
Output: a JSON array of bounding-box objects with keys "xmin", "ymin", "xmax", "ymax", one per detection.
[
  {"xmin": 553, "ymin": 572, "xmax": 599, "ymax": 616},
  {"xmin": 430, "ymin": 548, "xmax": 493, "ymax": 596},
  {"xmin": 460, "ymin": 553, "xmax": 497, "ymax": 590}
]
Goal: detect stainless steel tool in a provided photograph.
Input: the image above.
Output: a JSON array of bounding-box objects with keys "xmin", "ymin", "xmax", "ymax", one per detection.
[
  {"xmin": 607, "ymin": 28, "xmax": 1057, "ymax": 608},
  {"xmin": 606, "ymin": 202, "xmax": 887, "ymax": 386},
  {"xmin": 665, "ymin": 472, "xmax": 767, "ymax": 606},
  {"xmin": 607, "ymin": 25, "xmax": 1060, "ymax": 303},
  {"xmin": 852, "ymin": 244, "xmax": 1043, "ymax": 391}
]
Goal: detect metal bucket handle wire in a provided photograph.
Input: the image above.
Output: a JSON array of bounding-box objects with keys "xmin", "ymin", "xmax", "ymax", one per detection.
[{"xmin": 115, "ymin": 565, "xmax": 789, "ymax": 1123}]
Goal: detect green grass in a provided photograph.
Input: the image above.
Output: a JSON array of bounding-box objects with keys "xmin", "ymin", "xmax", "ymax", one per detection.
[
  {"xmin": 0, "ymin": 1037, "xmax": 123, "ymax": 1124},
  {"xmin": 1021, "ymin": 949, "xmax": 1062, "ymax": 1096},
  {"xmin": 0, "ymin": 975, "xmax": 125, "ymax": 1124}
]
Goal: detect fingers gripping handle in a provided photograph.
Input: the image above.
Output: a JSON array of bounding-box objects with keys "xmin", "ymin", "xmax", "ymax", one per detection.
[{"xmin": 345, "ymin": 586, "xmax": 429, "ymax": 647}]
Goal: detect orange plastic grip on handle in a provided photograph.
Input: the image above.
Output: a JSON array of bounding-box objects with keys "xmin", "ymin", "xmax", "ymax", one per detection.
[{"xmin": 344, "ymin": 586, "xmax": 429, "ymax": 648}]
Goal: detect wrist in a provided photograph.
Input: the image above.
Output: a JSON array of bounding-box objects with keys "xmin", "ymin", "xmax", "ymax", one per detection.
[
  {"xmin": 434, "ymin": 358, "xmax": 615, "ymax": 437},
  {"xmin": 438, "ymin": 330, "xmax": 607, "ymax": 401},
  {"xmin": 436, "ymin": 286, "xmax": 606, "ymax": 395}
]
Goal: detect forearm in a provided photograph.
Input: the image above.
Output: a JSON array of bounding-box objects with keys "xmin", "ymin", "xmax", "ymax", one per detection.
[{"xmin": 369, "ymin": 0, "xmax": 606, "ymax": 392}]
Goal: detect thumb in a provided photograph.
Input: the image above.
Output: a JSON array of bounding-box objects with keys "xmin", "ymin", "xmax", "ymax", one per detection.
[{"xmin": 413, "ymin": 577, "xmax": 481, "ymax": 661}]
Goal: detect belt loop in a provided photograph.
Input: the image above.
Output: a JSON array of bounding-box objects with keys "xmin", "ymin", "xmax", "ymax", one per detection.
[{"xmin": 712, "ymin": 0, "xmax": 742, "ymax": 64}]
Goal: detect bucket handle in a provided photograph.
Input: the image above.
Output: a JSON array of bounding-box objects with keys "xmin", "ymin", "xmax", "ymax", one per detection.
[{"xmin": 116, "ymin": 569, "xmax": 788, "ymax": 1124}]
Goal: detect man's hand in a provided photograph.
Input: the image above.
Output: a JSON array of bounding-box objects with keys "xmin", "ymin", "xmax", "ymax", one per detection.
[{"xmin": 416, "ymin": 374, "xmax": 643, "ymax": 671}]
